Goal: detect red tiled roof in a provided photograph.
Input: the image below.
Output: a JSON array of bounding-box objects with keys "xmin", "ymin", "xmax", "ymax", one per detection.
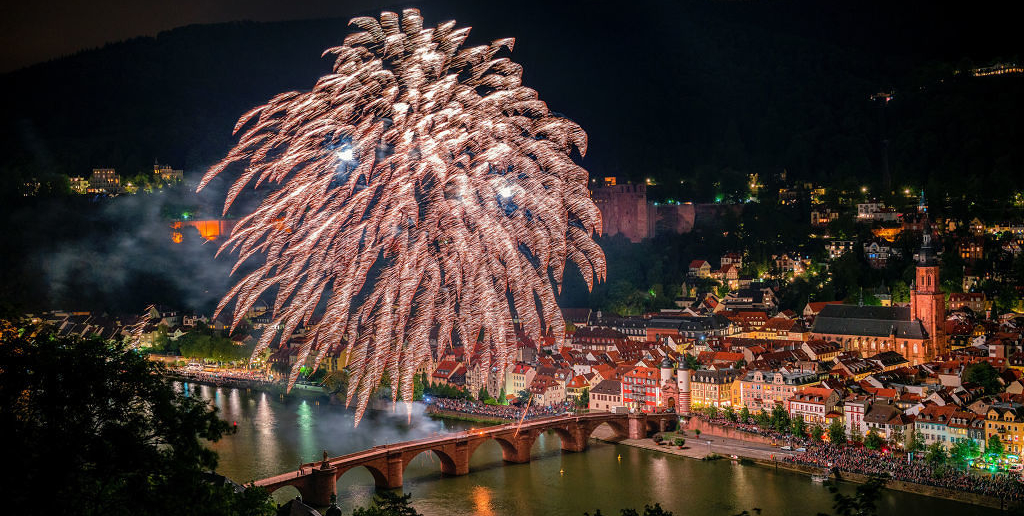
[{"xmin": 805, "ymin": 301, "xmax": 842, "ymax": 313}]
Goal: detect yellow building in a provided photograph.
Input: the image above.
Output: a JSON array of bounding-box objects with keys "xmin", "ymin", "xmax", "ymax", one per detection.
[
  {"xmin": 739, "ymin": 369, "xmax": 820, "ymax": 413},
  {"xmin": 318, "ymin": 347, "xmax": 350, "ymax": 374},
  {"xmin": 691, "ymin": 368, "xmax": 741, "ymax": 408},
  {"xmin": 985, "ymin": 406, "xmax": 1024, "ymax": 455}
]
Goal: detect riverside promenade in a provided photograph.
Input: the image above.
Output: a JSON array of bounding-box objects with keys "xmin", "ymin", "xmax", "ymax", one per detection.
[{"xmin": 591, "ymin": 421, "xmax": 1010, "ymax": 510}]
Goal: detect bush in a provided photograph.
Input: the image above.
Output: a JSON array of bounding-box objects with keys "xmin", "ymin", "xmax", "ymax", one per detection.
[
  {"xmin": 653, "ymin": 434, "xmax": 664, "ymax": 444},
  {"xmin": 674, "ymin": 438, "xmax": 685, "ymax": 447}
]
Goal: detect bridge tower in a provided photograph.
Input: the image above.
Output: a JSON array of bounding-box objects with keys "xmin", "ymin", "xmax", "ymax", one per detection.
[
  {"xmin": 306, "ymin": 461, "xmax": 339, "ymax": 507},
  {"xmin": 677, "ymin": 361, "xmax": 692, "ymax": 416}
]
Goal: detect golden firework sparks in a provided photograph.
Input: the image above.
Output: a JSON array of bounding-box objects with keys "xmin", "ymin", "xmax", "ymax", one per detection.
[{"xmin": 199, "ymin": 9, "xmax": 605, "ymax": 425}]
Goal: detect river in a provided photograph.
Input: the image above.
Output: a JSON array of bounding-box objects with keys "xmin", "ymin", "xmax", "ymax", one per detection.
[{"xmin": 181, "ymin": 382, "xmax": 999, "ymax": 515}]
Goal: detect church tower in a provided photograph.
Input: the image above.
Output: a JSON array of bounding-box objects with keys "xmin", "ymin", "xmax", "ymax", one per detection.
[{"xmin": 910, "ymin": 224, "xmax": 946, "ymax": 358}]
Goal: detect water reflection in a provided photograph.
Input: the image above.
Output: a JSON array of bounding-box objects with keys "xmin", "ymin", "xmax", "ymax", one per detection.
[
  {"xmin": 181, "ymin": 383, "xmax": 999, "ymax": 516},
  {"xmin": 296, "ymin": 400, "xmax": 315, "ymax": 464},
  {"xmin": 472, "ymin": 486, "xmax": 494, "ymax": 516}
]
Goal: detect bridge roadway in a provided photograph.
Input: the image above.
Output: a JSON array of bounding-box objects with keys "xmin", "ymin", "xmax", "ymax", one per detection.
[{"xmin": 254, "ymin": 411, "xmax": 676, "ymax": 506}]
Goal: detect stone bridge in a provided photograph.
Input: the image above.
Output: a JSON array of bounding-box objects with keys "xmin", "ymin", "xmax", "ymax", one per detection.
[{"xmin": 254, "ymin": 411, "xmax": 676, "ymax": 506}]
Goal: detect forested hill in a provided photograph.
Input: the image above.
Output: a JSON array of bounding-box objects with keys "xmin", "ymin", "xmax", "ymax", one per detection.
[{"xmin": 1, "ymin": 0, "xmax": 1022, "ymax": 202}]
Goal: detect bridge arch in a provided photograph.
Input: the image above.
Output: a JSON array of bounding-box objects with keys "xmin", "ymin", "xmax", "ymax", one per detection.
[
  {"xmin": 646, "ymin": 419, "xmax": 660, "ymax": 434},
  {"xmin": 544, "ymin": 426, "xmax": 577, "ymax": 451},
  {"xmin": 582, "ymin": 419, "xmax": 629, "ymax": 442},
  {"xmin": 266, "ymin": 484, "xmax": 302, "ymax": 503},
  {"xmin": 469, "ymin": 435, "xmax": 524, "ymax": 463},
  {"xmin": 335, "ymin": 463, "xmax": 389, "ymax": 489},
  {"xmin": 402, "ymin": 447, "xmax": 457, "ymax": 476}
]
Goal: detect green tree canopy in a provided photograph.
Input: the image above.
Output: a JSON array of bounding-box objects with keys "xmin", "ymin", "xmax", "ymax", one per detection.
[
  {"xmin": 987, "ymin": 434, "xmax": 1005, "ymax": 457},
  {"xmin": 908, "ymin": 430, "xmax": 926, "ymax": 453},
  {"xmin": 791, "ymin": 415, "xmax": 806, "ymax": 438},
  {"xmin": 964, "ymin": 362, "xmax": 1002, "ymax": 394},
  {"xmin": 950, "ymin": 439, "xmax": 981, "ymax": 468},
  {"xmin": 353, "ymin": 491, "xmax": 423, "ymax": 516},
  {"xmin": 828, "ymin": 419, "xmax": 847, "ymax": 446},
  {"xmin": 810, "ymin": 424, "xmax": 824, "ymax": 442},
  {"xmin": 926, "ymin": 442, "xmax": 949, "ymax": 467},
  {"xmin": 577, "ymin": 387, "xmax": 590, "ymax": 408},
  {"xmin": 770, "ymin": 404, "xmax": 790, "ymax": 433},
  {"xmin": 864, "ymin": 430, "xmax": 884, "ymax": 450},
  {"xmin": 0, "ymin": 323, "xmax": 274, "ymax": 515}
]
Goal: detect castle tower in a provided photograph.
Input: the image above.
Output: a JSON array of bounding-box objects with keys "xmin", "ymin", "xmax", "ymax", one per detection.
[
  {"xmin": 911, "ymin": 224, "xmax": 945, "ymax": 359},
  {"xmin": 677, "ymin": 361, "xmax": 692, "ymax": 416}
]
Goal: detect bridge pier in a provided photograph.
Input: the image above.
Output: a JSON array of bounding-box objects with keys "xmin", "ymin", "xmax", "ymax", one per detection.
[
  {"xmin": 304, "ymin": 463, "xmax": 338, "ymax": 507},
  {"xmin": 385, "ymin": 452, "xmax": 404, "ymax": 489},
  {"xmin": 560, "ymin": 426, "xmax": 589, "ymax": 453},
  {"xmin": 503, "ymin": 437, "xmax": 534, "ymax": 463},
  {"xmin": 658, "ymin": 418, "xmax": 671, "ymax": 433},
  {"xmin": 627, "ymin": 413, "xmax": 649, "ymax": 439},
  {"xmin": 441, "ymin": 441, "xmax": 471, "ymax": 476}
]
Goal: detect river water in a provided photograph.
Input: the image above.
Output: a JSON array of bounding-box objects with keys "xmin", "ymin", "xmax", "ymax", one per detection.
[{"xmin": 182, "ymin": 382, "xmax": 998, "ymax": 516}]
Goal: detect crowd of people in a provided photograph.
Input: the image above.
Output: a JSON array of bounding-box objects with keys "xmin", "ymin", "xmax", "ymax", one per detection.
[
  {"xmin": 786, "ymin": 444, "xmax": 1024, "ymax": 501},
  {"xmin": 170, "ymin": 366, "xmax": 274, "ymax": 387},
  {"xmin": 428, "ymin": 397, "xmax": 575, "ymax": 421},
  {"xmin": 694, "ymin": 412, "xmax": 1024, "ymax": 501}
]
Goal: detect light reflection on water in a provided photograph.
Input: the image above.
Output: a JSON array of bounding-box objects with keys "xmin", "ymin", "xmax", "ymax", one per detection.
[{"xmin": 180, "ymin": 382, "xmax": 999, "ymax": 516}]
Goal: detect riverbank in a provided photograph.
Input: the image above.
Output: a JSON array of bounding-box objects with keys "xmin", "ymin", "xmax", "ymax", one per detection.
[
  {"xmin": 590, "ymin": 425, "xmax": 1011, "ymax": 510},
  {"xmin": 167, "ymin": 373, "xmax": 329, "ymax": 400},
  {"xmin": 424, "ymin": 406, "xmax": 512, "ymax": 425}
]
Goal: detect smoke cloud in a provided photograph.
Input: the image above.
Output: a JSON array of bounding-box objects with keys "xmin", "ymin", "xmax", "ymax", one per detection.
[{"xmin": 18, "ymin": 174, "xmax": 262, "ymax": 316}]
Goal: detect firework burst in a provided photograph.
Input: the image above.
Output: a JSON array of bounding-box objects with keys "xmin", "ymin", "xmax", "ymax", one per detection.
[{"xmin": 199, "ymin": 8, "xmax": 605, "ymax": 424}]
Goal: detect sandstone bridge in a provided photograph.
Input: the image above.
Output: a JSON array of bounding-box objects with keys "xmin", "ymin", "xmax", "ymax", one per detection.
[{"xmin": 254, "ymin": 411, "xmax": 677, "ymax": 506}]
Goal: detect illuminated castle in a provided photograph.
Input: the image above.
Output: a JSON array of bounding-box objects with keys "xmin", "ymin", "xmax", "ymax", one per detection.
[{"xmin": 170, "ymin": 219, "xmax": 236, "ymax": 243}]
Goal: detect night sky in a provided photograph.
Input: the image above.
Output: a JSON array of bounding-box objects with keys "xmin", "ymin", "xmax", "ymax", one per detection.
[
  {"xmin": 3, "ymin": 0, "xmax": 1022, "ymax": 192},
  {"xmin": 4, "ymin": 0, "xmax": 1019, "ymax": 73},
  {"xmin": 1, "ymin": 0, "xmax": 1022, "ymax": 314},
  {"xmin": 0, "ymin": 0, "xmax": 383, "ymax": 73}
]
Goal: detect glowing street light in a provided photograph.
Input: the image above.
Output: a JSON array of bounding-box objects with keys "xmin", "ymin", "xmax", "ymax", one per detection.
[{"xmin": 861, "ymin": 186, "xmax": 868, "ymax": 193}]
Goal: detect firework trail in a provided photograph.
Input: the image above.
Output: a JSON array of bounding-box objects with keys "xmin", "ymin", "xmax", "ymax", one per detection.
[
  {"xmin": 199, "ymin": 9, "xmax": 605, "ymax": 424},
  {"xmin": 126, "ymin": 304, "xmax": 154, "ymax": 348}
]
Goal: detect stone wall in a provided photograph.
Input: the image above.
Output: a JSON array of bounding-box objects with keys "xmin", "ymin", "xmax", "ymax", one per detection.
[{"xmin": 685, "ymin": 418, "xmax": 776, "ymax": 445}]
